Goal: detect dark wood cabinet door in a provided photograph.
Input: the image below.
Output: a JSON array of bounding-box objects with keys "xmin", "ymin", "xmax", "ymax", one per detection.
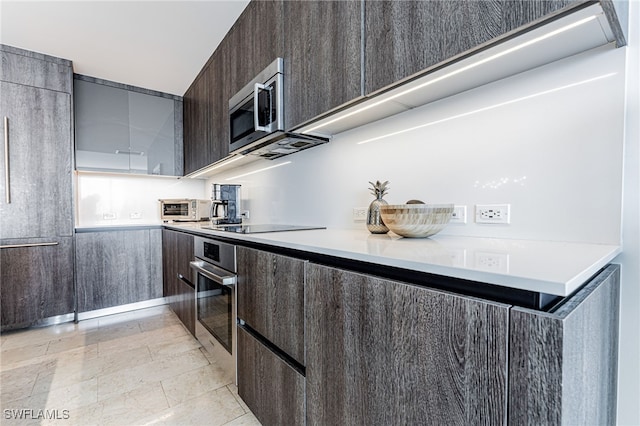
[
  {"xmin": 283, "ymin": 0, "xmax": 362, "ymax": 129},
  {"xmin": 162, "ymin": 229, "xmax": 195, "ymax": 335},
  {"xmin": 237, "ymin": 327, "xmax": 305, "ymax": 426},
  {"xmin": 76, "ymin": 229, "xmax": 162, "ymax": 313},
  {"xmin": 363, "ymin": 0, "xmax": 575, "ymax": 95},
  {"xmin": 237, "ymin": 246, "xmax": 305, "ymax": 364},
  {"xmin": 508, "ymin": 265, "xmax": 620, "ymax": 425},
  {"xmin": 0, "ymin": 47, "xmax": 72, "ymax": 93},
  {"xmin": 0, "ymin": 81, "xmax": 73, "ymax": 239},
  {"xmin": 183, "ymin": 71, "xmax": 210, "ymax": 175},
  {"xmin": 1, "ymin": 237, "xmax": 74, "ymax": 331},
  {"xmin": 305, "ymin": 263, "xmax": 509, "ymax": 425},
  {"xmin": 206, "ymin": 48, "xmax": 230, "ymax": 165},
  {"xmin": 226, "ymin": 0, "xmax": 284, "ymax": 97}
]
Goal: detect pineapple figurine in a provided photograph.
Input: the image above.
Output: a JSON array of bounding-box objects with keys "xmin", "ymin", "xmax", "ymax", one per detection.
[{"xmin": 367, "ymin": 180, "xmax": 390, "ymax": 234}]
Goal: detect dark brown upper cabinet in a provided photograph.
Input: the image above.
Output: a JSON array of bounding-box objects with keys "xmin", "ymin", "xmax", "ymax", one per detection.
[
  {"xmin": 225, "ymin": 0, "xmax": 284, "ymax": 97},
  {"xmin": 362, "ymin": 0, "xmax": 624, "ymax": 96},
  {"xmin": 183, "ymin": 66, "xmax": 209, "ymax": 175},
  {"xmin": 183, "ymin": 47, "xmax": 232, "ymax": 176},
  {"xmin": 183, "ymin": 0, "xmax": 627, "ymax": 173},
  {"xmin": 183, "ymin": 1, "xmax": 283, "ymax": 175},
  {"xmin": 283, "ymin": 0, "xmax": 363, "ymax": 130}
]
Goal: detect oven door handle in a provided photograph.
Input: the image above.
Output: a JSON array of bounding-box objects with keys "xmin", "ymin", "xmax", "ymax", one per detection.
[{"xmin": 190, "ymin": 260, "xmax": 237, "ymax": 286}]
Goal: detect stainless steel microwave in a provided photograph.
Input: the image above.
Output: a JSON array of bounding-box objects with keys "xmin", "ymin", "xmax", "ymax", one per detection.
[
  {"xmin": 229, "ymin": 58, "xmax": 284, "ymax": 153},
  {"xmin": 160, "ymin": 199, "xmax": 211, "ymax": 222},
  {"xmin": 228, "ymin": 58, "xmax": 329, "ymax": 160}
]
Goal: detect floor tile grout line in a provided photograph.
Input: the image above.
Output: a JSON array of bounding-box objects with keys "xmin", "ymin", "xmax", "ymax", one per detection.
[
  {"xmin": 226, "ymin": 384, "xmax": 249, "ymax": 415},
  {"xmin": 1, "ymin": 306, "xmax": 260, "ymax": 425}
]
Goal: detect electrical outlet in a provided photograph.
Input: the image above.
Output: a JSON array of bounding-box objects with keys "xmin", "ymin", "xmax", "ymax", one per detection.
[
  {"xmin": 353, "ymin": 207, "xmax": 367, "ymax": 222},
  {"xmin": 450, "ymin": 205, "xmax": 467, "ymax": 224},
  {"xmin": 475, "ymin": 204, "xmax": 510, "ymax": 224},
  {"xmin": 130, "ymin": 212, "xmax": 142, "ymax": 219},
  {"xmin": 475, "ymin": 252, "xmax": 509, "ymax": 273},
  {"xmin": 103, "ymin": 212, "xmax": 116, "ymax": 220}
]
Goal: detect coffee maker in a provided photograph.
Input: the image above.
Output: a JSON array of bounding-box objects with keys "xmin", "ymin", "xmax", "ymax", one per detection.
[{"xmin": 210, "ymin": 184, "xmax": 242, "ymax": 225}]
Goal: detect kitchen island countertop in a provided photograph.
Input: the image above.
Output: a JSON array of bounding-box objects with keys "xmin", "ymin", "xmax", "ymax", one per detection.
[{"xmin": 164, "ymin": 222, "xmax": 620, "ymax": 297}]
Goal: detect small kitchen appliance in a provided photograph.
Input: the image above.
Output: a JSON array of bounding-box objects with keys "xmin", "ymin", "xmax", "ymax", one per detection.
[
  {"xmin": 210, "ymin": 184, "xmax": 242, "ymax": 225},
  {"xmin": 228, "ymin": 58, "xmax": 329, "ymax": 159},
  {"xmin": 159, "ymin": 199, "xmax": 211, "ymax": 222}
]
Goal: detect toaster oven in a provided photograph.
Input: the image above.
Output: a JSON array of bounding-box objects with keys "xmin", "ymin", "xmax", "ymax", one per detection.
[{"xmin": 160, "ymin": 199, "xmax": 211, "ymax": 222}]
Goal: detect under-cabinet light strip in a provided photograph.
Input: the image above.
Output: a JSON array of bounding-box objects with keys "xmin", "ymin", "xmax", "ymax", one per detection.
[
  {"xmin": 356, "ymin": 72, "xmax": 616, "ymax": 145},
  {"xmin": 305, "ymin": 14, "xmax": 599, "ymax": 133},
  {"xmin": 225, "ymin": 161, "xmax": 291, "ymax": 181},
  {"xmin": 188, "ymin": 155, "xmax": 246, "ymax": 178}
]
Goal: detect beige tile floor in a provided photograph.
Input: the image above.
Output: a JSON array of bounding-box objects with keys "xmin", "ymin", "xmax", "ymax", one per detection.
[{"xmin": 0, "ymin": 306, "xmax": 260, "ymax": 426}]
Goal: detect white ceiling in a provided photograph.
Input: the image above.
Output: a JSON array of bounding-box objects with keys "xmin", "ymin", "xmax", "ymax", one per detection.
[{"xmin": 0, "ymin": 0, "xmax": 250, "ymax": 95}]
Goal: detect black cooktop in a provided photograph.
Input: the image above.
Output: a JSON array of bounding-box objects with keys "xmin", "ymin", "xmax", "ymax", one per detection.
[{"xmin": 204, "ymin": 224, "xmax": 325, "ymax": 234}]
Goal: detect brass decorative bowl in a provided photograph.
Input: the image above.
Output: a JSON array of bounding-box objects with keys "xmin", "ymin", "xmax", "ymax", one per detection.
[{"xmin": 379, "ymin": 204, "xmax": 454, "ymax": 238}]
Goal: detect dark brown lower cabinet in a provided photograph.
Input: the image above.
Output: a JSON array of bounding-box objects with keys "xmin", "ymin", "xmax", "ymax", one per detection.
[
  {"xmin": 75, "ymin": 229, "xmax": 162, "ymax": 313},
  {"xmin": 0, "ymin": 237, "xmax": 74, "ymax": 331},
  {"xmin": 508, "ymin": 264, "xmax": 620, "ymax": 425},
  {"xmin": 237, "ymin": 246, "xmax": 305, "ymax": 364},
  {"xmin": 170, "ymin": 278, "xmax": 195, "ymax": 336},
  {"xmin": 237, "ymin": 327, "xmax": 305, "ymax": 426},
  {"xmin": 304, "ymin": 262, "xmax": 620, "ymax": 425},
  {"xmin": 305, "ymin": 263, "xmax": 510, "ymax": 425},
  {"xmin": 162, "ymin": 229, "xmax": 195, "ymax": 335}
]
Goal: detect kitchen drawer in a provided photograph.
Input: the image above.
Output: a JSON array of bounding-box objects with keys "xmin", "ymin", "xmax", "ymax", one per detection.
[
  {"xmin": 1, "ymin": 237, "xmax": 74, "ymax": 330},
  {"xmin": 237, "ymin": 326, "xmax": 305, "ymax": 426},
  {"xmin": 162, "ymin": 229, "xmax": 195, "ymax": 334},
  {"xmin": 237, "ymin": 246, "xmax": 305, "ymax": 365}
]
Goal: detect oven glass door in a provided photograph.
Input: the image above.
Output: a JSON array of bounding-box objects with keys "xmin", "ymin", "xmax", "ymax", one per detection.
[
  {"xmin": 162, "ymin": 202, "xmax": 189, "ymax": 217},
  {"xmin": 196, "ymin": 272, "xmax": 233, "ymax": 353}
]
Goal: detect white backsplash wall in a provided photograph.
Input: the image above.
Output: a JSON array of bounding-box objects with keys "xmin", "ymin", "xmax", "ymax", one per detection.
[
  {"xmin": 207, "ymin": 44, "xmax": 626, "ymax": 245},
  {"xmin": 76, "ymin": 173, "xmax": 206, "ymax": 227}
]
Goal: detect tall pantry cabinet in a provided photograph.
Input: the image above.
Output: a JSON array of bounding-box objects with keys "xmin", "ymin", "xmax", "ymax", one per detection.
[{"xmin": 0, "ymin": 45, "xmax": 75, "ymax": 331}]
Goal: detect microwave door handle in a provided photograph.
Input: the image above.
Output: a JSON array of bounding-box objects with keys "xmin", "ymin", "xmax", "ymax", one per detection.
[
  {"xmin": 4, "ymin": 116, "xmax": 10, "ymax": 204},
  {"xmin": 253, "ymin": 82, "xmax": 273, "ymax": 132}
]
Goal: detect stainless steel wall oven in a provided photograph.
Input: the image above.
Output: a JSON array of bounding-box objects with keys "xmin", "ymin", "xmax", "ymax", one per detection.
[{"xmin": 190, "ymin": 236, "xmax": 237, "ymax": 377}]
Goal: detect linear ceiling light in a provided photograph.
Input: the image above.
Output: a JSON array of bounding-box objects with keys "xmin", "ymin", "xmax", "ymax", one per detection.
[{"xmin": 305, "ymin": 14, "xmax": 599, "ymax": 133}]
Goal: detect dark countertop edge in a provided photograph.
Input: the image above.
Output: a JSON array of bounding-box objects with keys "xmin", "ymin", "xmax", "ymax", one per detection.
[
  {"xmin": 162, "ymin": 224, "xmax": 561, "ymax": 311},
  {"xmin": 75, "ymin": 225, "xmax": 163, "ymax": 233}
]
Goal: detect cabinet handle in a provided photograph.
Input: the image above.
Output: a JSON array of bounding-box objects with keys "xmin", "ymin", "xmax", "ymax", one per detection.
[
  {"xmin": 177, "ymin": 273, "xmax": 195, "ymax": 289},
  {"xmin": 115, "ymin": 149, "xmax": 144, "ymax": 156},
  {"xmin": 0, "ymin": 242, "xmax": 59, "ymax": 249},
  {"xmin": 3, "ymin": 116, "xmax": 9, "ymax": 204}
]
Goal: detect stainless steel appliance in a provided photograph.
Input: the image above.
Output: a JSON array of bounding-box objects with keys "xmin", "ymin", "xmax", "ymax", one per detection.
[
  {"xmin": 228, "ymin": 58, "xmax": 329, "ymax": 160},
  {"xmin": 206, "ymin": 224, "xmax": 325, "ymax": 234},
  {"xmin": 210, "ymin": 184, "xmax": 242, "ymax": 225},
  {"xmin": 190, "ymin": 236, "xmax": 237, "ymax": 378},
  {"xmin": 160, "ymin": 199, "xmax": 211, "ymax": 222}
]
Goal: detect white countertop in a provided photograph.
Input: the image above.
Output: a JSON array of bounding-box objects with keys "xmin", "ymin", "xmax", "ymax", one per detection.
[{"xmin": 164, "ymin": 223, "xmax": 621, "ymax": 297}]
